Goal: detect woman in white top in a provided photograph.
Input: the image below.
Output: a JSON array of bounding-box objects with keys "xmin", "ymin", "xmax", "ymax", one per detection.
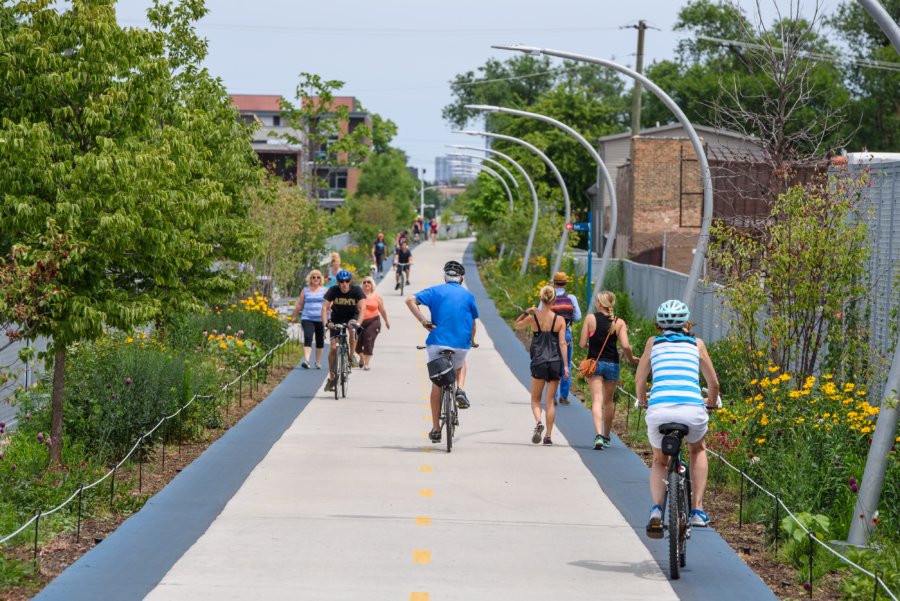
[{"xmin": 291, "ymin": 269, "xmax": 327, "ymax": 369}]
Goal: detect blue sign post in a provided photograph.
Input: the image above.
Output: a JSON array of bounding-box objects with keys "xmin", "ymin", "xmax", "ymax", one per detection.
[{"xmin": 585, "ymin": 215, "xmax": 593, "ymax": 310}]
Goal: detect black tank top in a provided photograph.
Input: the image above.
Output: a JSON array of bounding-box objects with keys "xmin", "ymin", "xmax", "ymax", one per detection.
[
  {"xmin": 589, "ymin": 312, "xmax": 619, "ymax": 364},
  {"xmin": 530, "ymin": 313, "xmax": 562, "ymax": 366}
]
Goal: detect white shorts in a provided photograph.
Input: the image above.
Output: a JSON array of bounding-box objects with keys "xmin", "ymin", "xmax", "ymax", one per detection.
[
  {"xmin": 426, "ymin": 345, "xmax": 468, "ymax": 370},
  {"xmin": 645, "ymin": 404, "xmax": 709, "ymax": 449}
]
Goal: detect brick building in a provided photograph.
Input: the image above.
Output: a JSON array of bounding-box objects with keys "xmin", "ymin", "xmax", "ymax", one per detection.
[
  {"xmin": 230, "ymin": 94, "xmax": 372, "ymax": 209},
  {"xmin": 592, "ymin": 125, "xmax": 761, "ymax": 273}
]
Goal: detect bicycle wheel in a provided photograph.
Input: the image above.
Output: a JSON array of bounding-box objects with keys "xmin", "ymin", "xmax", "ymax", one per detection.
[
  {"xmin": 668, "ymin": 469, "xmax": 681, "ymax": 580},
  {"xmin": 341, "ymin": 347, "xmax": 349, "ymax": 398},
  {"xmin": 400, "ymin": 273, "xmax": 405, "ymax": 296},
  {"xmin": 333, "ymin": 348, "xmax": 341, "ymax": 400},
  {"xmin": 443, "ymin": 388, "xmax": 453, "ymax": 453}
]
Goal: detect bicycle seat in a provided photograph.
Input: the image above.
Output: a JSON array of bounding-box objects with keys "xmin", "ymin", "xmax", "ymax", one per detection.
[
  {"xmin": 658, "ymin": 423, "xmax": 690, "ymax": 436},
  {"xmin": 439, "ymin": 349, "xmax": 455, "ymax": 357}
]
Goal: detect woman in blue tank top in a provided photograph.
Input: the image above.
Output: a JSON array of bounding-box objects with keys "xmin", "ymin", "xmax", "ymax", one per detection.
[
  {"xmin": 635, "ymin": 300, "xmax": 719, "ymax": 532},
  {"xmin": 291, "ymin": 270, "xmax": 328, "ymax": 369}
]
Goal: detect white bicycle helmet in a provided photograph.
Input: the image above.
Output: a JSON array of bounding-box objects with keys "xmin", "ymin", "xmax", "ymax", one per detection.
[{"xmin": 657, "ymin": 299, "xmax": 690, "ymax": 329}]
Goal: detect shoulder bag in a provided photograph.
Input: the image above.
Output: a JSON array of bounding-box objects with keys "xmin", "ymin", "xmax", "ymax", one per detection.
[{"xmin": 577, "ymin": 316, "xmax": 616, "ymax": 379}]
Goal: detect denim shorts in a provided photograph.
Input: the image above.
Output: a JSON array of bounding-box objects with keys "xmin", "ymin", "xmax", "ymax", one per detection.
[{"xmin": 591, "ymin": 361, "xmax": 620, "ymax": 381}]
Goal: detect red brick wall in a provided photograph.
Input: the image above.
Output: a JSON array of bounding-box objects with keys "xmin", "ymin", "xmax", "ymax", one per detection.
[{"xmin": 631, "ymin": 137, "xmax": 703, "ymax": 236}]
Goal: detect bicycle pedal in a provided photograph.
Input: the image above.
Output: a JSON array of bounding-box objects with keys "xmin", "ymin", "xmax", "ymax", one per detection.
[{"xmin": 646, "ymin": 525, "xmax": 664, "ymax": 540}]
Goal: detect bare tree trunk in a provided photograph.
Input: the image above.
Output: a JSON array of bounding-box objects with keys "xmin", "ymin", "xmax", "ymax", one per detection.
[{"xmin": 50, "ymin": 349, "xmax": 65, "ymax": 464}]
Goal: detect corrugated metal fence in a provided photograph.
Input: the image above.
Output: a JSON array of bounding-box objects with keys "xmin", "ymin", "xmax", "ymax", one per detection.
[{"xmin": 0, "ymin": 334, "xmax": 50, "ymax": 429}]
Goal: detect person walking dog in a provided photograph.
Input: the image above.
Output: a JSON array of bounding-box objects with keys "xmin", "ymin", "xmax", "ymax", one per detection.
[
  {"xmin": 578, "ymin": 291, "xmax": 637, "ymax": 449},
  {"xmin": 537, "ymin": 272, "xmax": 581, "ymax": 404},
  {"xmin": 516, "ymin": 286, "xmax": 569, "ymax": 446}
]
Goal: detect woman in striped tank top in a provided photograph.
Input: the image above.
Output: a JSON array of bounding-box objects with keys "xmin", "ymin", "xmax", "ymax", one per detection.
[{"xmin": 635, "ymin": 300, "xmax": 719, "ymax": 531}]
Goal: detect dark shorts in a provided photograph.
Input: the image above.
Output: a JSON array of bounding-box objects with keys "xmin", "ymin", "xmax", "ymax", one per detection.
[
  {"xmin": 590, "ymin": 361, "xmax": 620, "ymax": 381},
  {"xmin": 301, "ymin": 320, "xmax": 325, "ymax": 349},
  {"xmin": 531, "ymin": 361, "xmax": 562, "ymax": 382}
]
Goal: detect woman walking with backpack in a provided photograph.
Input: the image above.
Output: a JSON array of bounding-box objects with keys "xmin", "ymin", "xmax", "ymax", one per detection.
[
  {"xmin": 579, "ymin": 291, "xmax": 637, "ymax": 450},
  {"xmin": 515, "ymin": 286, "xmax": 569, "ymax": 446}
]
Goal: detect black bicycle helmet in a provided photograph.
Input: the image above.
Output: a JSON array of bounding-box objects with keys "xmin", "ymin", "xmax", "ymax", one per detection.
[{"xmin": 443, "ymin": 260, "xmax": 465, "ymax": 277}]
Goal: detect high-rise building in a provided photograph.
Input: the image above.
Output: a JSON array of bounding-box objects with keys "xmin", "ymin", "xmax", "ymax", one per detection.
[{"xmin": 435, "ymin": 155, "xmax": 474, "ymax": 185}]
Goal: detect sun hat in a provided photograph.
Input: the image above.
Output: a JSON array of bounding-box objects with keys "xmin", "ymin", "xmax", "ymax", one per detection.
[{"xmin": 553, "ymin": 272, "xmax": 568, "ymax": 285}]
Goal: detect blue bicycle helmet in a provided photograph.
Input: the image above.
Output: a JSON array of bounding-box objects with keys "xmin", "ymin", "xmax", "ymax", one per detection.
[
  {"xmin": 336, "ymin": 269, "xmax": 352, "ymax": 282},
  {"xmin": 657, "ymin": 299, "xmax": 690, "ymax": 329}
]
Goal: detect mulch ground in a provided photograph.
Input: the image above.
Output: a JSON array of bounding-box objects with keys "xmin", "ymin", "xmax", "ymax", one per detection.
[{"xmin": 1, "ymin": 349, "xmax": 303, "ymax": 601}]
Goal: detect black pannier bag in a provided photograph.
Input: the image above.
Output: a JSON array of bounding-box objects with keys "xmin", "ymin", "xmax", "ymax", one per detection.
[{"xmin": 427, "ymin": 356, "xmax": 456, "ymax": 387}]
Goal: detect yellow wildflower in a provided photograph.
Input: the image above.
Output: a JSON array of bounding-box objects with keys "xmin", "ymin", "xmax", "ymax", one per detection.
[{"xmin": 220, "ymin": 343, "xmax": 227, "ymax": 349}]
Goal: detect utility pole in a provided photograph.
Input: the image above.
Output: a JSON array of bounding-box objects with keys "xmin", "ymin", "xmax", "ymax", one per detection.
[
  {"xmin": 420, "ymin": 168, "xmax": 426, "ymax": 219},
  {"xmin": 629, "ymin": 20, "xmax": 647, "ymax": 138}
]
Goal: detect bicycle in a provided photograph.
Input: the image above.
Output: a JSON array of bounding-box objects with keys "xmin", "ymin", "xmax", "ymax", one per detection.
[
  {"xmin": 330, "ymin": 323, "xmax": 355, "ymax": 399},
  {"xmin": 647, "ymin": 422, "xmax": 693, "ymax": 580},
  {"xmin": 418, "ymin": 346, "xmax": 458, "ymax": 453},
  {"xmin": 396, "ymin": 262, "xmax": 410, "ymax": 295}
]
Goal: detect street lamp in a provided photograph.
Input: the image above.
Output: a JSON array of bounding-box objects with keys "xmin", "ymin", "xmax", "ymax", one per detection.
[
  {"xmin": 447, "ymin": 153, "xmax": 519, "ymax": 209},
  {"xmin": 455, "ymin": 129, "xmax": 571, "ymax": 275},
  {"xmin": 493, "ymin": 44, "xmax": 712, "ymax": 307},
  {"xmin": 447, "ymin": 144, "xmax": 540, "ymax": 275},
  {"xmin": 846, "ymin": 0, "xmax": 900, "ymax": 549},
  {"xmin": 465, "ymin": 104, "xmax": 617, "ymax": 302},
  {"xmin": 446, "ymin": 161, "xmax": 515, "ymax": 214}
]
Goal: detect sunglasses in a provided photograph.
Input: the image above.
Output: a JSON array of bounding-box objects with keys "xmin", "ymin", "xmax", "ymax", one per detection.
[
  {"xmin": 337, "ymin": 279, "xmax": 351, "ymax": 283},
  {"xmin": 310, "ymin": 276, "xmax": 321, "ymax": 280}
]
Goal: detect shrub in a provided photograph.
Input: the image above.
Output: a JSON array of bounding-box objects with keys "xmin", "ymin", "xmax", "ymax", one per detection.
[{"xmin": 167, "ymin": 294, "xmax": 286, "ymax": 352}]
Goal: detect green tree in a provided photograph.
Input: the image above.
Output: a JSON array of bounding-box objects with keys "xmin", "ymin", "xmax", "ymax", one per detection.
[
  {"xmin": 830, "ymin": 0, "xmax": 900, "ymax": 151},
  {"xmin": 368, "ymin": 110, "xmax": 399, "ymax": 156},
  {"xmin": 0, "ymin": 0, "xmax": 261, "ymax": 462},
  {"xmin": 247, "ymin": 176, "xmax": 330, "ymax": 299},
  {"xmin": 276, "ymin": 73, "xmax": 372, "ymax": 201}
]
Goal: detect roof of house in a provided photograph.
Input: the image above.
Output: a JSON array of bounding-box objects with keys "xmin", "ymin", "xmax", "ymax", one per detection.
[
  {"xmin": 595, "ymin": 123, "xmax": 756, "ymax": 144},
  {"xmin": 230, "ymin": 95, "xmax": 283, "ymax": 112}
]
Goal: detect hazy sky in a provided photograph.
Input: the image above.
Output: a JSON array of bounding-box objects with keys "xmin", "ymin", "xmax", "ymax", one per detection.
[{"xmin": 115, "ymin": 0, "xmax": 827, "ymax": 177}]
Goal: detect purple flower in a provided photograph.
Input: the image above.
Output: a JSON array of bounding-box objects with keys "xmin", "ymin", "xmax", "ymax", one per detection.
[
  {"xmin": 25, "ymin": 414, "xmax": 30, "ymax": 421},
  {"xmin": 106, "ymin": 383, "xmax": 111, "ymax": 389},
  {"xmin": 803, "ymin": 583, "xmax": 811, "ymax": 592},
  {"xmin": 11, "ymin": 464, "xmax": 16, "ymax": 471},
  {"xmin": 892, "ymin": 445, "xmax": 897, "ymax": 452},
  {"xmin": 729, "ymin": 401, "xmax": 734, "ymax": 406},
  {"xmin": 741, "ymin": 430, "xmax": 746, "ymax": 436},
  {"xmin": 834, "ymin": 458, "xmax": 840, "ymax": 466},
  {"xmin": 36, "ymin": 433, "xmax": 43, "ymax": 442},
  {"xmin": 0, "ymin": 428, "xmax": 4, "ymax": 434},
  {"xmin": 797, "ymin": 452, "xmax": 802, "ymax": 458},
  {"xmin": 776, "ymin": 429, "xmax": 782, "ymax": 436},
  {"xmin": 731, "ymin": 419, "xmax": 736, "ymax": 424},
  {"xmin": 125, "ymin": 378, "xmax": 132, "ymax": 386},
  {"xmin": 111, "ymin": 394, "xmax": 116, "ymax": 400},
  {"xmin": 849, "ymin": 477, "xmax": 857, "ymax": 487},
  {"xmin": 0, "ymin": 421, "xmax": 5, "ymax": 428},
  {"xmin": 851, "ymin": 484, "xmax": 859, "ymax": 493},
  {"xmin": 0, "ymin": 452, "xmax": 3, "ymax": 460},
  {"xmin": 83, "ymin": 382, "xmax": 88, "ymax": 388},
  {"xmin": 44, "ymin": 440, "xmax": 51, "ymax": 448}
]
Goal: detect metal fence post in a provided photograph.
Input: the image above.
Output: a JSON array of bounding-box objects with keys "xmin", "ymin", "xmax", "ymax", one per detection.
[
  {"xmin": 109, "ymin": 465, "xmax": 116, "ymax": 508},
  {"xmin": 775, "ymin": 493, "xmax": 780, "ymax": 553},
  {"xmin": 139, "ymin": 436, "xmax": 143, "ymax": 494},
  {"xmin": 875, "ymin": 569, "xmax": 884, "ymax": 600},
  {"xmin": 162, "ymin": 418, "xmax": 167, "ymax": 472},
  {"xmin": 33, "ymin": 509, "xmax": 40, "ymax": 562},
  {"xmin": 739, "ymin": 470, "xmax": 745, "ymax": 530},
  {"xmin": 76, "ymin": 483, "xmax": 83, "ymax": 540},
  {"xmin": 179, "ymin": 410, "xmax": 183, "ymax": 456},
  {"xmin": 713, "ymin": 453, "xmax": 722, "ymax": 502},
  {"xmin": 808, "ymin": 531, "xmax": 814, "ymax": 598}
]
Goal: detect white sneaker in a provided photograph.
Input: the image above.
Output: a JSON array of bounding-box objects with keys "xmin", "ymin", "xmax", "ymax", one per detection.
[
  {"xmin": 315, "ymin": 361, "xmax": 322, "ymax": 369},
  {"xmin": 301, "ymin": 360, "xmax": 310, "ymax": 369}
]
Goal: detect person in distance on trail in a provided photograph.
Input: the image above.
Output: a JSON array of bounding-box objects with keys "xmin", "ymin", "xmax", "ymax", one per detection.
[
  {"xmin": 430, "ymin": 218, "xmax": 438, "ymax": 244},
  {"xmin": 371, "ymin": 233, "xmax": 387, "ymax": 279},
  {"xmin": 516, "ymin": 286, "xmax": 569, "ymax": 446},
  {"xmin": 358, "ymin": 276, "xmax": 389, "ymax": 371},
  {"xmin": 579, "ymin": 291, "xmax": 638, "ymax": 450},
  {"xmin": 393, "ymin": 239, "xmax": 413, "ymax": 290},
  {"xmin": 321, "ymin": 270, "xmax": 366, "ymax": 393},
  {"xmin": 405, "ymin": 260, "xmax": 478, "ymax": 444},
  {"xmin": 291, "ymin": 269, "xmax": 327, "ymax": 369},
  {"xmin": 323, "ymin": 252, "xmax": 342, "ymax": 288},
  {"xmin": 635, "ymin": 300, "xmax": 719, "ymax": 533},
  {"xmin": 537, "ymin": 272, "xmax": 581, "ymax": 405}
]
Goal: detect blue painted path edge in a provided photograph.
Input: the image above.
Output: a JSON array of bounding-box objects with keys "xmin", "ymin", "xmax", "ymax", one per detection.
[
  {"xmin": 464, "ymin": 244, "xmax": 777, "ymax": 601},
  {"xmin": 34, "ymin": 361, "xmax": 326, "ymax": 601}
]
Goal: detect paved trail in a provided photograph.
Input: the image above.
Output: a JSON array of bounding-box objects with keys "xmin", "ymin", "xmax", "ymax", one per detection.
[{"xmin": 143, "ymin": 238, "xmax": 676, "ymax": 600}]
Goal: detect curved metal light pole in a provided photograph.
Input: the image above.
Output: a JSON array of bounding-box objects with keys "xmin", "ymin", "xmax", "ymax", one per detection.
[
  {"xmin": 494, "ymin": 44, "xmax": 711, "ymax": 307},
  {"xmin": 447, "ymin": 161, "xmax": 515, "ymax": 212},
  {"xmin": 447, "ymin": 153, "xmax": 519, "ymax": 210},
  {"xmin": 466, "ymin": 104, "xmax": 617, "ymax": 297},
  {"xmin": 456, "ymin": 130, "xmax": 571, "ymax": 275},
  {"xmin": 847, "ymin": 0, "xmax": 900, "ymax": 548},
  {"xmin": 448, "ymin": 144, "xmax": 540, "ymax": 275}
]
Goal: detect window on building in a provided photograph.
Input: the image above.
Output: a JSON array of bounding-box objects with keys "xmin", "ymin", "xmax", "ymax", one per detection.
[
  {"xmin": 329, "ymin": 171, "xmax": 347, "ymax": 189},
  {"xmin": 273, "ymin": 116, "xmax": 281, "ymax": 126}
]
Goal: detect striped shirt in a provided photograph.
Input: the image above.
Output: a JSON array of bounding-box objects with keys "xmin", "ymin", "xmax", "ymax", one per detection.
[{"xmin": 649, "ymin": 331, "xmax": 703, "ymax": 406}]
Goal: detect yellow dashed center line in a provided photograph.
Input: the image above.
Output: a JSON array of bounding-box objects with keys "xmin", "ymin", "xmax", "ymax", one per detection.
[
  {"xmin": 413, "ymin": 550, "xmax": 431, "ymax": 564},
  {"xmin": 419, "ymin": 489, "xmax": 433, "ymax": 497},
  {"xmin": 415, "ymin": 516, "xmax": 431, "ymax": 526},
  {"xmin": 420, "ymin": 466, "xmax": 433, "ymax": 472},
  {"xmin": 410, "ymin": 593, "xmax": 430, "ymax": 601}
]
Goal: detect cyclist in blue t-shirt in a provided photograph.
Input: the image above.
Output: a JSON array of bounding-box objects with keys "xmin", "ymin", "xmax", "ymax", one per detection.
[{"xmin": 405, "ymin": 261, "xmax": 478, "ymax": 443}]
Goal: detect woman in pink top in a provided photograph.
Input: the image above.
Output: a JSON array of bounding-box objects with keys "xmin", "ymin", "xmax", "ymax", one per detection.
[
  {"xmin": 430, "ymin": 218, "xmax": 438, "ymax": 244},
  {"xmin": 358, "ymin": 276, "xmax": 390, "ymax": 370}
]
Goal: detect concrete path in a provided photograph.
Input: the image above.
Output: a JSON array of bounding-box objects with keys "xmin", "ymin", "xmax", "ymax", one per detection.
[{"xmin": 142, "ymin": 238, "xmax": 677, "ymax": 600}]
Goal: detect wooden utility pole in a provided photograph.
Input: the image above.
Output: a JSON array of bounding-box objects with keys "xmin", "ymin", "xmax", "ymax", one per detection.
[{"xmin": 630, "ymin": 20, "xmax": 647, "ymax": 139}]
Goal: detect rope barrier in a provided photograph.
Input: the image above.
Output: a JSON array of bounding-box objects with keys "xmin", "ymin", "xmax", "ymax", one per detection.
[
  {"xmin": 0, "ymin": 336, "xmax": 293, "ymax": 546},
  {"xmin": 614, "ymin": 381, "xmax": 897, "ymax": 600}
]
